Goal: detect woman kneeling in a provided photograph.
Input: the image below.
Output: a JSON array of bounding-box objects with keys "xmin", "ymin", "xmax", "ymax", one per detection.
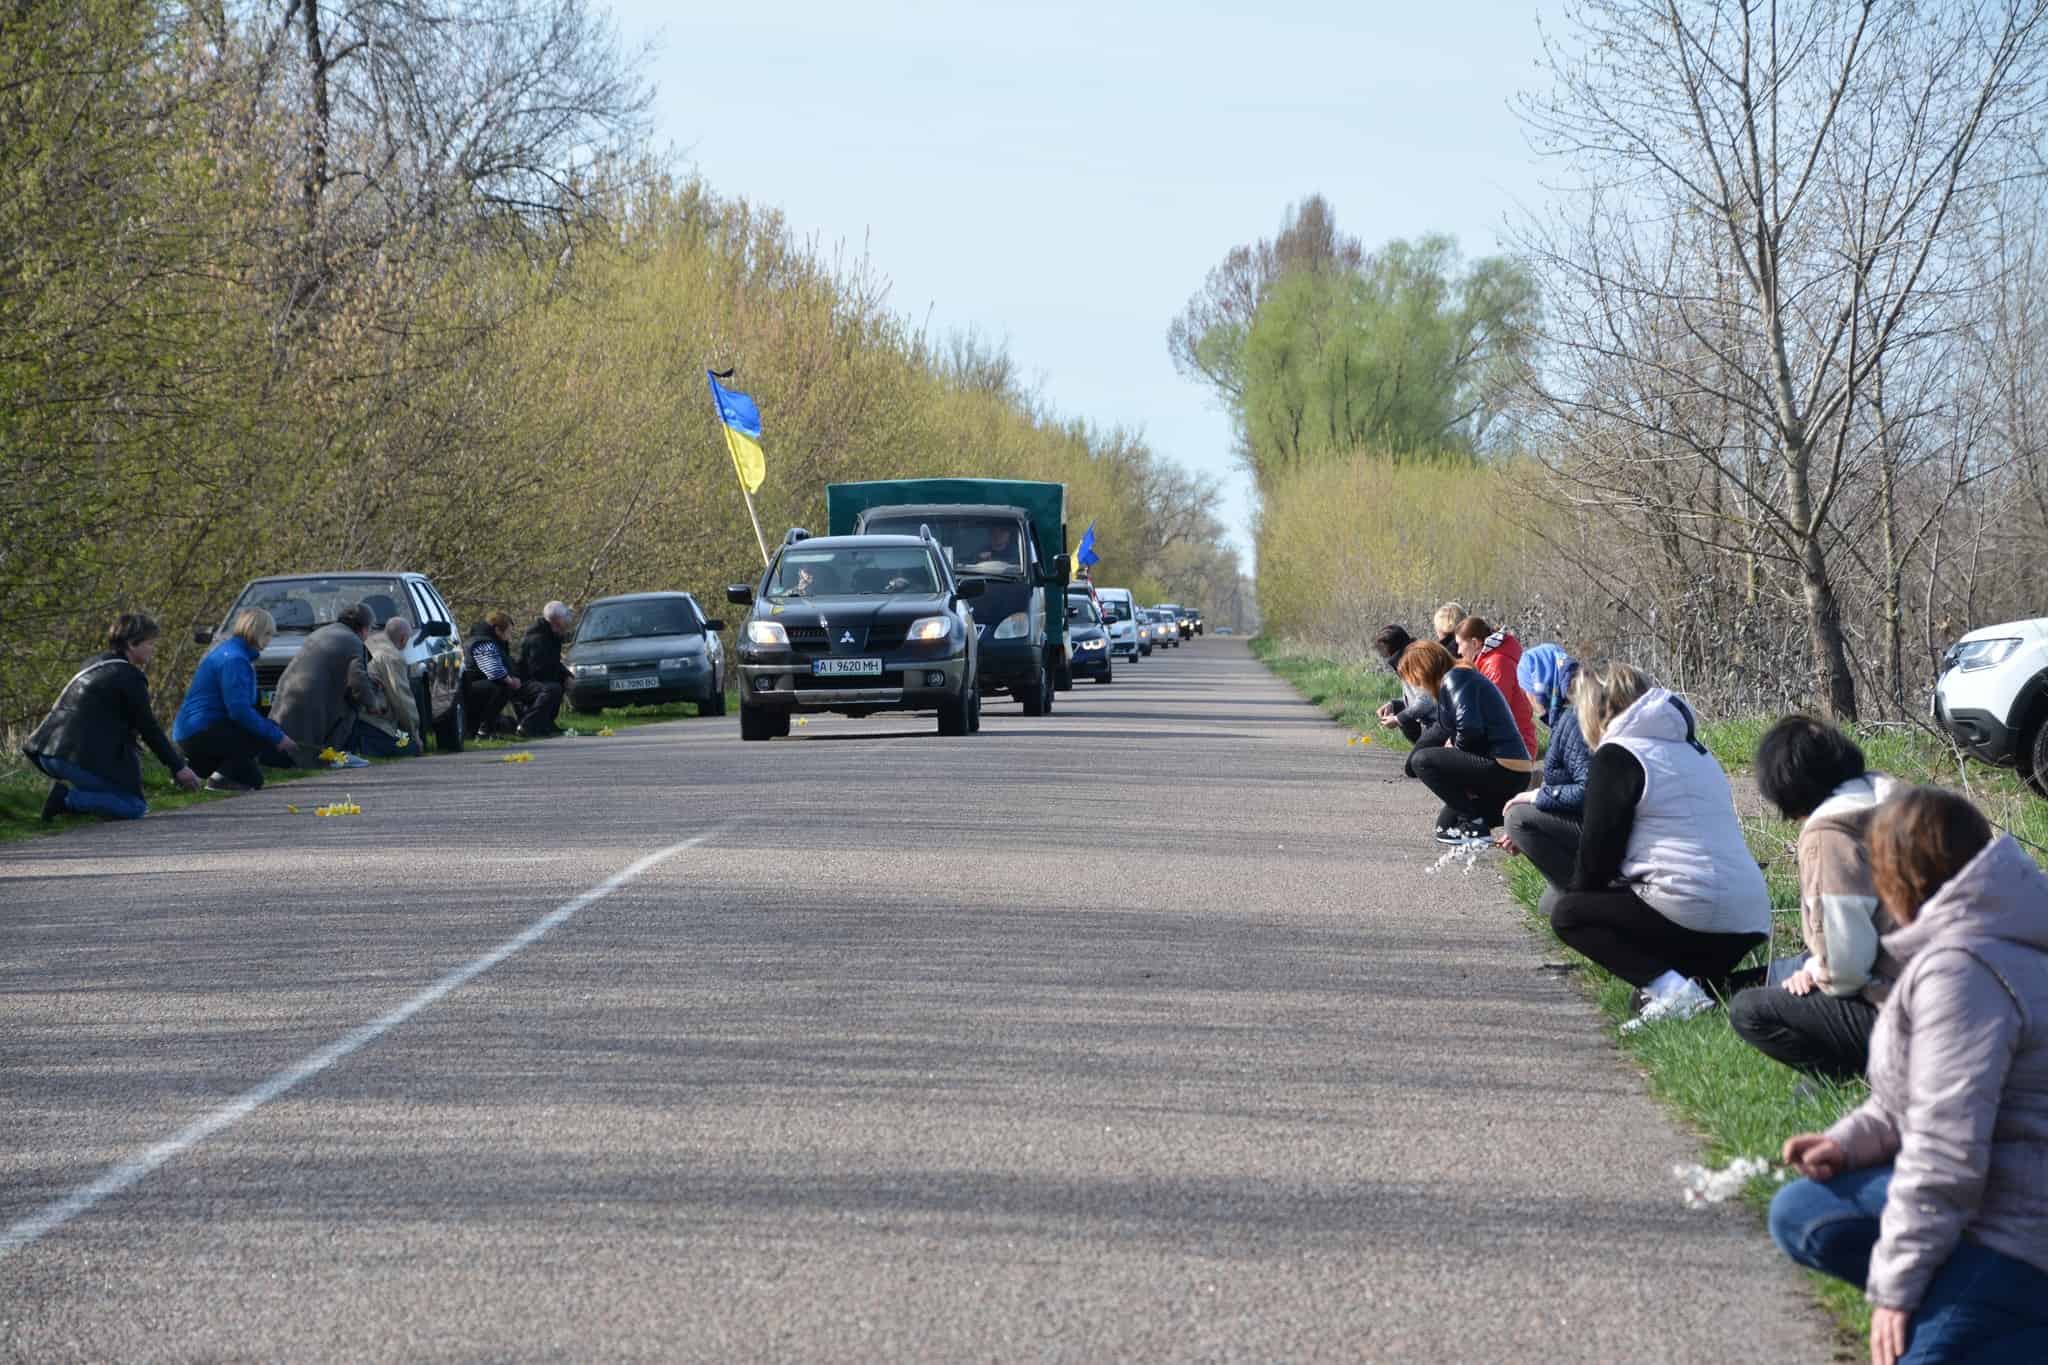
[
  {"xmin": 1396, "ymin": 640, "xmax": 1532, "ymax": 843},
  {"xmin": 1771, "ymin": 787, "xmax": 2048, "ymax": 1364}
]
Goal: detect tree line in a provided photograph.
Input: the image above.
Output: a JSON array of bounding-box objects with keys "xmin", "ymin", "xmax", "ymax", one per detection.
[
  {"xmin": 0, "ymin": 0, "xmax": 1240, "ymax": 732},
  {"xmin": 1175, "ymin": 0, "xmax": 2048, "ymax": 723}
]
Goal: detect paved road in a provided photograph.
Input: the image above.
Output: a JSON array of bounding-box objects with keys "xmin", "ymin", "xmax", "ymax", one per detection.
[{"xmin": 1, "ymin": 640, "xmax": 1830, "ymax": 1361}]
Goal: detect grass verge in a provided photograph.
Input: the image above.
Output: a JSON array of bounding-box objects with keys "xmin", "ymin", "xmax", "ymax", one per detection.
[{"xmin": 0, "ymin": 689, "xmax": 739, "ymax": 845}]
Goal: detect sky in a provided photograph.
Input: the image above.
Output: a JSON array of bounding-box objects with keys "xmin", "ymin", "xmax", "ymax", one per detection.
[{"xmin": 604, "ymin": 1, "xmax": 1558, "ymax": 562}]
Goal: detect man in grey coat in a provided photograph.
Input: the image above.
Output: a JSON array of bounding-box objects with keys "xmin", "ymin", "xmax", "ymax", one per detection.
[{"xmin": 269, "ymin": 602, "xmax": 381, "ymax": 767}]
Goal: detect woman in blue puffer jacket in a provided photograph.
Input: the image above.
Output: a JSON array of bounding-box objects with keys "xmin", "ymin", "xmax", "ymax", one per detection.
[{"xmin": 1397, "ymin": 640, "xmax": 1533, "ymax": 843}]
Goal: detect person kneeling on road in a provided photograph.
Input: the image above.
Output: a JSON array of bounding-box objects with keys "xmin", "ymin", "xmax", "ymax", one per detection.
[
  {"xmin": 1372, "ymin": 624, "xmax": 1438, "ymax": 746},
  {"xmin": 172, "ymin": 607, "xmax": 299, "ymax": 790},
  {"xmin": 1549, "ymin": 663, "xmax": 1770, "ymax": 1022},
  {"xmin": 463, "ymin": 611, "xmax": 526, "ymax": 739},
  {"xmin": 269, "ymin": 602, "xmax": 379, "ymax": 767},
  {"xmin": 1771, "ymin": 787, "xmax": 2048, "ymax": 1365},
  {"xmin": 1726, "ymin": 717, "xmax": 1900, "ymax": 1083},
  {"xmin": 358, "ymin": 617, "xmax": 424, "ymax": 758},
  {"xmin": 1498, "ymin": 643, "xmax": 1589, "ymax": 919},
  {"xmin": 1397, "ymin": 640, "xmax": 1533, "ymax": 843},
  {"xmin": 513, "ymin": 600, "xmax": 571, "ymax": 738},
  {"xmin": 24, "ymin": 612, "xmax": 201, "ymax": 819}
]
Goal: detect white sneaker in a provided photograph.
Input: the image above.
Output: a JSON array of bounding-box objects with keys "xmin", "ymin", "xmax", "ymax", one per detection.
[{"xmin": 1622, "ymin": 978, "xmax": 1717, "ymax": 1032}]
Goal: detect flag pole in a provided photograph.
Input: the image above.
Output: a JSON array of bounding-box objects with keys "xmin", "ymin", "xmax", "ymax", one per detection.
[{"xmin": 721, "ymin": 424, "xmax": 772, "ymax": 567}]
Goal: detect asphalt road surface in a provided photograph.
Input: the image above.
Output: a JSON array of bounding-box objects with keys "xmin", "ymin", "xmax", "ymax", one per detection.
[{"xmin": 1, "ymin": 640, "xmax": 1831, "ymax": 1361}]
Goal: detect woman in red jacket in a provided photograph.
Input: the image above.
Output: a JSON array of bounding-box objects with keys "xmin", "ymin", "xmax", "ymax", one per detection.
[{"xmin": 1454, "ymin": 616, "xmax": 1538, "ymax": 760}]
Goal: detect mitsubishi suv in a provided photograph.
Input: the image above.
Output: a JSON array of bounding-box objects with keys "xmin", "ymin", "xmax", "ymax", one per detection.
[
  {"xmin": 728, "ymin": 529, "xmax": 986, "ymax": 740},
  {"xmin": 1932, "ymin": 615, "xmax": 2048, "ymax": 797}
]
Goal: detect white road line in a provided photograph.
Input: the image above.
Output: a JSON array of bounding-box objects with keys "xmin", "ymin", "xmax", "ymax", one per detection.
[{"xmin": 0, "ymin": 828, "xmax": 725, "ymax": 1259}]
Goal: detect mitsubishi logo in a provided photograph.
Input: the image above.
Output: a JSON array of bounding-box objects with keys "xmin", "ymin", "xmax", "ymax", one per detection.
[{"xmin": 839, "ymin": 630, "xmax": 855, "ymax": 646}]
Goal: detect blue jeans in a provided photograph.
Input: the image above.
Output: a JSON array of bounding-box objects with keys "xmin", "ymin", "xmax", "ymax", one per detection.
[
  {"xmin": 1771, "ymin": 1166, "xmax": 2048, "ymax": 1362},
  {"xmin": 35, "ymin": 756, "xmax": 147, "ymax": 821},
  {"xmin": 352, "ymin": 723, "xmax": 420, "ymax": 759}
]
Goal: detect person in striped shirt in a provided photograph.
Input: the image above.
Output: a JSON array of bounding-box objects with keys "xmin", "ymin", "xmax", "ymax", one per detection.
[{"xmin": 462, "ymin": 611, "xmax": 526, "ymax": 739}]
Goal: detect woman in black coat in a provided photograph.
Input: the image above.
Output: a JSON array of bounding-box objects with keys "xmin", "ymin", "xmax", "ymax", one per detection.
[
  {"xmin": 1397, "ymin": 640, "xmax": 1533, "ymax": 843},
  {"xmin": 23, "ymin": 613, "xmax": 200, "ymax": 820}
]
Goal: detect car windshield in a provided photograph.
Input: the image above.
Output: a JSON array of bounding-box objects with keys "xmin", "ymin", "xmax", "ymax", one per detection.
[
  {"xmin": 576, "ymin": 599, "xmax": 698, "ymax": 643},
  {"xmin": 1098, "ymin": 599, "xmax": 1133, "ymax": 621},
  {"xmin": 769, "ymin": 546, "xmax": 941, "ymax": 597},
  {"xmin": 232, "ymin": 576, "xmax": 409, "ymax": 634},
  {"xmin": 860, "ymin": 514, "xmax": 1028, "ymax": 580},
  {"xmin": 1066, "ymin": 598, "xmax": 1101, "ymax": 625}
]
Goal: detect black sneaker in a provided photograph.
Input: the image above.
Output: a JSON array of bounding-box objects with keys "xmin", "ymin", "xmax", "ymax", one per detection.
[
  {"xmin": 1433, "ymin": 824, "xmax": 1465, "ymax": 844},
  {"xmin": 1628, "ymin": 987, "xmax": 1652, "ymax": 1015},
  {"xmin": 41, "ymin": 782, "xmax": 69, "ymax": 821},
  {"xmin": 1460, "ymin": 817, "xmax": 1491, "ymax": 840}
]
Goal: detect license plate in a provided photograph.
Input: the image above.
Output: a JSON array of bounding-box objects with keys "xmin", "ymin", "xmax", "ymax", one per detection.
[
  {"xmin": 610, "ymin": 676, "xmax": 659, "ymax": 691},
  {"xmin": 813, "ymin": 658, "xmax": 882, "ymax": 677}
]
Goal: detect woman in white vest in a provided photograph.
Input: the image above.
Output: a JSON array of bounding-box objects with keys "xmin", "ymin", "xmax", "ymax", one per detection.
[{"xmin": 1550, "ymin": 662, "xmax": 1772, "ymax": 1023}]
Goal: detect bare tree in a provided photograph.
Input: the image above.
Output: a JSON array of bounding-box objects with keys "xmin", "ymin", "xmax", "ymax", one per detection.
[{"xmin": 1518, "ymin": 0, "xmax": 2048, "ymax": 720}]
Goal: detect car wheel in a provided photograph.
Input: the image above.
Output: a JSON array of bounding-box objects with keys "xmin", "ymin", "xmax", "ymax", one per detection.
[
  {"xmin": 436, "ymin": 696, "xmax": 465, "ymax": 753},
  {"xmin": 702, "ymin": 687, "xmax": 727, "ymax": 717},
  {"xmin": 740, "ymin": 705, "xmax": 775, "ymax": 741},
  {"xmin": 968, "ymin": 686, "xmax": 982, "ymax": 732},
  {"xmin": 1054, "ymin": 662, "xmax": 1074, "ymax": 691},
  {"xmin": 938, "ymin": 685, "xmax": 972, "ymax": 736},
  {"xmin": 1019, "ymin": 660, "xmax": 1050, "ymax": 716},
  {"xmin": 1097, "ymin": 666, "xmax": 1113, "ymax": 684},
  {"xmin": 2028, "ymin": 721, "xmax": 2048, "ymax": 799}
]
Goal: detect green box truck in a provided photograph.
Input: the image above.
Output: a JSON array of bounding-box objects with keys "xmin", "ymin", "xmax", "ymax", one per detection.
[{"xmin": 826, "ymin": 478, "xmax": 1071, "ymax": 714}]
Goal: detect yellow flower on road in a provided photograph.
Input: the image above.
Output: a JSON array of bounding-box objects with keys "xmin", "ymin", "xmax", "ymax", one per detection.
[
  {"xmin": 502, "ymin": 752, "xmax": 534, "ymax": 763},
  {"xmin": 596, "ymin": 727, "xmax": 615, "ymax": 737},
  {"xmin": 286, "ymin": 805, "xmax": 300, "ymax": 814}
]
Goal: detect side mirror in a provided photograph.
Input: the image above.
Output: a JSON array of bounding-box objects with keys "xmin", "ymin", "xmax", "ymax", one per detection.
[
  {"xmin": 726, "ymin": 584, "xmax": 755, "ymax": 605},
  {"xmin": 420, "ymin": 619, "xmax": 453, "ymax": 639},
  {"xmin": 702, "ymin": 618, "xmax": 726, "ymax": 633},
  {"xmin": 955, "ymin": 577, "xmax": 987, "ymax": 600},
  {"xmin": 192, "ymin": 627, "xmax": 215, "ymax": 645},
  {"xmin": 1051, "ymin": 553, "xmax": 1072, "ymax": 583}
]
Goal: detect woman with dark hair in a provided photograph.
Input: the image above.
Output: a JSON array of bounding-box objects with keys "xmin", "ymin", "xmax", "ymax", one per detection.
[
  {"xmin": 1727, "ymin": 717, "xmax": 1899, "ymax": 1081},
  {"xmin": 1548, "ymin": 663, "xmax": 1771, "ymax": 1021},
  {"xmin": 23, "ymin": 613, "xmax": 201, "ymax": 819},
  {"xmin": 1397, "ymin": 640, "xmax": 1532, "ymax": 843},
  {"xmin": 1771, "ymin": 787, "xmax": 2048, "ymax": 1365},
  {"xmin": 1371, "ymin": 624, "xmax": 1437, "ymax": 745}
]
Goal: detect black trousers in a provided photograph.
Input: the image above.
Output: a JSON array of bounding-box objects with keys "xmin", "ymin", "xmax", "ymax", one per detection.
[
  {"xmin": 1729, "ymin": 984, "xmax": 1879, "ymax": 1082},
  {"xmin": 1409, "ymin": 747, "xmax": 1530, "ymax": 829},
  {"xmin": 179, "ymin": 719, "xmax": 272, "ymax": 789},
  {"xmin": 1504, "ymin": 803, "xmax": 1580, "ymax": 918},
  {"xmin": 515, "ymin": 681, "xmax": 563, "ymax": 735},
  {"xmin": 465, "ymin": 679, "xmax": 516, "ymax": 736},
  {"xmin": 1549, "ymin": 886, "xmax": 1766, "ymax": 990}
]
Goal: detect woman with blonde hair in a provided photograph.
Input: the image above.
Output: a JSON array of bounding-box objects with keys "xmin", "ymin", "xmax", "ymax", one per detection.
[
  {"xmin": 1771, "ymin": 787, "xmax": 2048, "ymax": 1364},
  {"xmin": 1549, "ymin": 662, "xmax": 1770, "ymax": 1021},
  {"xmin": 1397, "ymin": 639, "xmax": 1532, "ymax": 842},
  {"xmin": 172, "ymin": 607, "xmax": 298, "ymax": 791}
]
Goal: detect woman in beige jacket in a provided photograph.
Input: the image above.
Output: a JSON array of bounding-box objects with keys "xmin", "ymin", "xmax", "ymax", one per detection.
[{"xmin": 1770, "ymin": 787, "xmax": 2048, "ymax": 1364}]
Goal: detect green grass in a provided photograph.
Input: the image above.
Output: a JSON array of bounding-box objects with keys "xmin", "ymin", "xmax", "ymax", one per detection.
[
  {"xmin": 0, "ymin": 689, "xmax": 739, "ymax": 845},
  {"xmin": 1249, "ymin": 637, "xmax": 1409, "ymax": 747}
]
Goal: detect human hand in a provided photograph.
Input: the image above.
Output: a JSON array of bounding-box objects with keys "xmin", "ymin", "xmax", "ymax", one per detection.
[
  {"xmin": 507, "ymin": 676, "xmax": 523, "ymax": 689},
  {"xmin": 1504, "ymin": 789, "xmax": 1535, "ymax": 809},
  {"xmin": 277, "ymin": 735, "xmax": 299, "ymax": 755},
  {"xmin": 173, "ymin": 767, "xmax": 202, "ymax": 792},
  {"xmin": 1781, "ymin": 1133, "xmax": 1847, "ymax": 1180},
  {"xmin": 1375, "ymin": 701, "xmax": 1397, "ymax": 721},
  {"xmin": 1495, "ymin": 834, "xmax": 1520, "ymax": 856},
  {"xmin": 1870, "ymin": 1307, "xmax": 1908, "ymax": 1365},
  {"xmin": 1784, "ymin": 968, "xmax": 1817, "ymax": 996}
]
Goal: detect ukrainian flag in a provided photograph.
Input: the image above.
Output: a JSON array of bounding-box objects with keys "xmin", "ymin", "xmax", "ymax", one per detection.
[{"xmin": 707, "ymin": 370, "xmax": 766, "ymax": 494}]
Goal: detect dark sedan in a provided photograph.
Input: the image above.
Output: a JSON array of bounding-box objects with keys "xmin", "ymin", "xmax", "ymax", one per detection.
[{"xmin": 565, "ymin": 592, "xmax": 728, "ymax": 716}]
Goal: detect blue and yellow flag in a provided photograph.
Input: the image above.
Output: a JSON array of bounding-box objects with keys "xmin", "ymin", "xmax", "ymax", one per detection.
[
  {"xmin": 707, "ymin": 370, "xmax": 766, "ymax": 494},
  {"xmin": 1076, "ymin": 522, "xmax": 1100, "ymax": 569}
]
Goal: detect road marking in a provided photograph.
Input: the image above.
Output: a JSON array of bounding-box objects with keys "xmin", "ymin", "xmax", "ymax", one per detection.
[{"xmin": 0, "ymin": 828, "xmax": 725, "ymax": 1259}]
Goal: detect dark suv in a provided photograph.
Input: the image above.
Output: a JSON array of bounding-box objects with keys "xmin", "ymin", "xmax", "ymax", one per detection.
[
  {"xmin": 200, "ymin": 572, "xmax": 466, "ymax": 751},
  {"xmin": 728, "ymin": 530, "xmax": 986, "ymax": 739}
]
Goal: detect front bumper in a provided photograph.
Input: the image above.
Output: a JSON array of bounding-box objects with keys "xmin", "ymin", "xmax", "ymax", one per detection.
[
  {"xmin": 1934, "ymin": 700, "xmax": 2017, "ymax": 765},
  {"xmin": 569, "ymin": 659, "xmax": 716, "ymax": 709},
  {"xmin": 1071, "ymin": 645, "xmax": 1111, "ymax": 675},
  {"xmin": 738, "ymin": 652, "xmax": 967, "ymax": 712},
  {"xmin": 978, "ymin": 637, "xmax": 1042, "ymax": 687}
]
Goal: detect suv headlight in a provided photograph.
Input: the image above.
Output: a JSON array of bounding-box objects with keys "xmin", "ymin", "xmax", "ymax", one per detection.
[
  {"xmin": 905, "ymin": 615, "xmax": 952, "ymax": 642},
  {"xmin": 1952, "ymin": 638, "xmax": 2021, "ymax": 672},
  {"xmin": 572, "ymin": 662, "xmax": 607, "ymax": 677},
  {"xmin": 993, "ymin": 612, "xmax": 1031, "ymax": 640},
  {"xmin": 746, "ymin": 619, "xmax": 790, "ymax": 648}
]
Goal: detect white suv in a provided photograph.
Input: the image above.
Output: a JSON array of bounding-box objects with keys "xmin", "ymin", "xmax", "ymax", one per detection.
[
  {"xmin": 1093, "ymin": 587, "xmax": 1143, "ymax": 661},
  {"xmin": 1932, "ymin": 616, "xmax": 2048, "ymax": 797}
]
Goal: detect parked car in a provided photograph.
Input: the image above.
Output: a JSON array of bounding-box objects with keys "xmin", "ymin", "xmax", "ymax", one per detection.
[
  {"xmin": 1093, "ymin": 587, "xmax": 1142, "ymax": 662},
  {"xmin": 1933, "ymin": 615, "xmax": 2048, "ymax": 796},
  {"xmin": 1063, "ymin": 592, "xmax": 1113, "ymax": 684},
  {"xmin": 565, "ymin": 592, "xmax": 728, "ymax": 716},
  {"xmin": 728, "ymin": 529, "xmax": 985, "ymax": 740},
  {"xmin": 200, "ymin": 571, "xmax": 465, "ymax": 751}
]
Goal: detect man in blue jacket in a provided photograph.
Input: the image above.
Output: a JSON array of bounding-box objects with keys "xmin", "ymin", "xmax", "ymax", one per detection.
[{"xmin": 173, "ymin": 608, "xmax": 299, "ymax": 790}]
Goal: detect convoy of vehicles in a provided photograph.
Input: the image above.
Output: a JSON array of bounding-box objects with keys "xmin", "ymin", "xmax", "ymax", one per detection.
[
  {"xmin": 1063, "ymin": 593, "xmax": 1113, "ymax": 684},
  {"xmin": 1932, "ymin": 615, "xmax": 2048, "ymax": 798},
  {"xmin": 202, "ymin": 571, "xmax": 467, "ymax": 751},
  {"xmin": 565, "ymin": 592, "xmax": 727, "ymax": 716},
  {"xmin": 728, "ymin": 529, "xmax": 985, "ymax": 739},
  {"xmin": 830, "ymin": 478, "xmax": 1071, "ymax": 713}
]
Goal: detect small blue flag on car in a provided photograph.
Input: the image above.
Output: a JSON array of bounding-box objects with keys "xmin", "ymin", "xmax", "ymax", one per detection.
[{"xmin": 1076, "ymin": 522, "xmax": 1099, "ymax": 569}]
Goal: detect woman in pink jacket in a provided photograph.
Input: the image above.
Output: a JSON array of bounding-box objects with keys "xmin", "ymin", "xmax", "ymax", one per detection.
[{"xmin": 1770, "ymin": 787, "xmax": 2048, "ymax": 1364}]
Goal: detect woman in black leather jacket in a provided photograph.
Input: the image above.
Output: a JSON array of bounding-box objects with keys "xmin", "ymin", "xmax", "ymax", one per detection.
[{"xmin": 1396, "ymin": 640, "xmax": 1534, "ymax": 842}]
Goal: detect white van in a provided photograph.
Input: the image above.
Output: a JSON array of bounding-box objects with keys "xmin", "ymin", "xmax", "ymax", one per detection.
[{"xmin": 1093, "ymin": 587, "xmax": 1143, "ymax": 661}]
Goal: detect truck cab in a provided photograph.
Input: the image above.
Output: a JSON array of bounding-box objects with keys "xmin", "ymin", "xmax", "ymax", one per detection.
[{"xmin": 829, "ymin": 480, "xmax": 1070, "ymax": 716}]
